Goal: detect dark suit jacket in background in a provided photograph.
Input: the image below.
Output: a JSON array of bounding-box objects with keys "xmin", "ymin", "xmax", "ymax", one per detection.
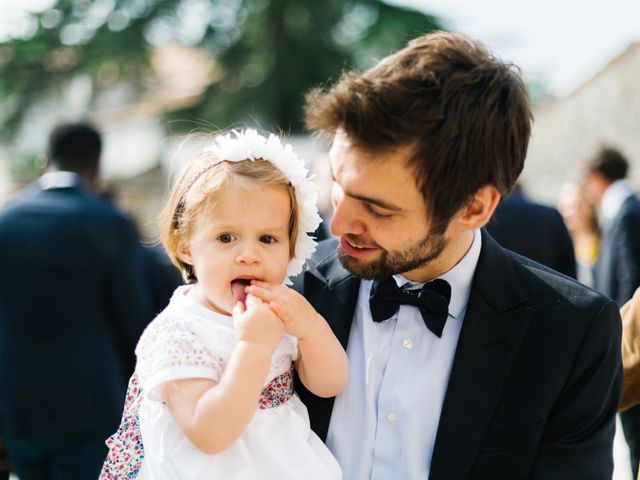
[
  {"xmin": 0, "ymin": 182, "xmax": 152, "ymax": 439},
  {"xmin": 294, "ymin": 232, "xmax": 621, "ymax": 480},
  {"xmin": 486, "ymin": 191, "xmax": 576, "ymax": 279},
  {"xmin": 595, "ymin": 194, "xmax": 640, "ymax": 306}
]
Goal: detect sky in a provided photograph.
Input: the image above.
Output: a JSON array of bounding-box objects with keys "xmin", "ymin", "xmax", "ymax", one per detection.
[
  {"xmin": 391, "ymin": 0, "xmax": 640, "ymax": 96},
  {"xmin": 1, "ymin": 0, "xmax": 639, "ymax": 97}
]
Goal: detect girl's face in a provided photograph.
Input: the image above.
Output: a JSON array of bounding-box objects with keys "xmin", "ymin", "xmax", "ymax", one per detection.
[{"xmin": 178, "ymin": 180, "xmax": 292, "ymax": 315}]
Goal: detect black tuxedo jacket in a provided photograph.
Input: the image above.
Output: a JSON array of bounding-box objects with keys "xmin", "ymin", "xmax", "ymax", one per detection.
[
  {"xmin": 595, "ymin": 194, "xmax": 640, "ymax": 306},
  {"xmin": 0, "ymin": 183, "xmax": 152, "ymax": 438},
  {"xmin": 294, "ymin": 231, "xmax": 622, "ymax": 480}
]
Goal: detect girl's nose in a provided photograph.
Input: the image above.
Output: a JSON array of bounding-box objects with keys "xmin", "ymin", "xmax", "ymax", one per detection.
[{"xmin": 235, "ymin": 242, "xmax": 260, "ymax": 264}]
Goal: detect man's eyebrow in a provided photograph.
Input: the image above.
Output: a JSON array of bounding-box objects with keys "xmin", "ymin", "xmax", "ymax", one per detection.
[
  {"xmin": 347, "ymin": 192, "xmax": 403, "ymax": 211},
  {"xmin": 330, "ymin": 164, "xmax": 403, "ymax": 212}
]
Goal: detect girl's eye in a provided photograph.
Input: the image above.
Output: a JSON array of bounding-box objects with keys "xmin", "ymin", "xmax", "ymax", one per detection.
[
  {"xmin": 218, "ymin": 233, "xmax": 237, "ymax": 243},
  {"xmin": 260, "ymin": 235, "xmax": 277, "ymax": 244}
]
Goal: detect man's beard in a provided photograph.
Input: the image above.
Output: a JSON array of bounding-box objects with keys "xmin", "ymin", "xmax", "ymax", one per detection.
[{"xmin": 337, "ymin": 229, "xmax": 448, "ymax": 280}]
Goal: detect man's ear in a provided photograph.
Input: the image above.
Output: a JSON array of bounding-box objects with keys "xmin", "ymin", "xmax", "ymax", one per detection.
[
  {"xmin": 176, "ymin": 239, "xmax": 193, "ymax": 265},
  {"xmin": 458, "ymin": 184, "xmax": 501, "ymax": 229}
]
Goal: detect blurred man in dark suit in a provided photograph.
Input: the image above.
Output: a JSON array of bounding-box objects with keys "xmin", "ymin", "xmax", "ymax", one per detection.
[
  {"xmin": 585, "ymin": 146, "xmax": 640, "ymax": 479},
  {"xmin": 0, "ymin": 122, "xmax": 152, "ymax": 480},
  {"xmin": 486, "ymin": 184, "xmax": 576, "ymax": 278}
]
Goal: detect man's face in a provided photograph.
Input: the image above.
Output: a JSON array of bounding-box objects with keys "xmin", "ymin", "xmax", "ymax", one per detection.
[{"xmin": 329, "ymin": 131, "xmax": 451, "ymax": 282}]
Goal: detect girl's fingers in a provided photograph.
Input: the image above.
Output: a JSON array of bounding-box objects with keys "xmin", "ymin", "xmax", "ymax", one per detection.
[
  {"xmin": 246, "ymin": 284, "xmax": 277, "ymax": 301},
  {"xmin": 244, "ymin": 293, "xmax": 263, "ymax": 310},
  {"xmin": 269, "ymin": 301, "xmax": 288, "ymax": 318},
  {"xmin": 232, "ymin": 301, "xmax": 245, "ymax": 318}
]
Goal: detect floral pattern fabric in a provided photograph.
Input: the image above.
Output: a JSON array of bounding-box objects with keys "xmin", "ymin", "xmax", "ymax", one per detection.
[
  {"xmin": 99, "ymin": 374, "xmax": 144, "ymax": 479},
  {"xmin": 100, "ymin": 365, "xmax": 295, "ymax": 478}
]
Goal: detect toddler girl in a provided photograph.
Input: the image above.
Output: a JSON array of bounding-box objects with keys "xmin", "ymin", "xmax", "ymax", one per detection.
[{"xmin": 100, "ymin": 129, "xmax": 347, "ymax": 479}]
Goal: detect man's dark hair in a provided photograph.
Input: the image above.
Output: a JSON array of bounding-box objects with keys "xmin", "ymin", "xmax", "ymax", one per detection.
[
  {"xmin": 589, "ymin": 147, "xmax": 628, "ymax": 182},
  {"xmin": 305, "ymin": 31, "xmax": 532, "ymax": 233},
  {"xmin": 48, "ymin": 122, "xmax": 102, "ymax": 175}
]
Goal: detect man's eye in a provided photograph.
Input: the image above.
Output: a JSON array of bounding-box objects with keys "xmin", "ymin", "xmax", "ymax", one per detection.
[
  {"xmin": 218, "ymin": 233, "xmax": 237, "ymax": 243},
  {"xmin": 260, "ymin": 235, "xmax": 277, "ymax": 244},
  {"xmin": 365, "ymin": 203, "xmax": 393, "ymax": 219}
]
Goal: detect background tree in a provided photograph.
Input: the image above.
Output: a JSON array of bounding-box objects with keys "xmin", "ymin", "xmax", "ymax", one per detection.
[{"xmin": 0, "ymin": 0, "xmax": 442, "ymax": 137}]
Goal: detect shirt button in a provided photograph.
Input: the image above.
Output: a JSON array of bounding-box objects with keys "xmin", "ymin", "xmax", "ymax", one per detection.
[
  {"xmin": 402, "ymin": 338, "xmax": 413, "ymax": 349},
  {"xmin": 387, "ymin": 411, "xmax": 398, "ymax": 422}
]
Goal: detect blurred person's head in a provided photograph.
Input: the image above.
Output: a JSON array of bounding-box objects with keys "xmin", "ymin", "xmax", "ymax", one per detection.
[
  {"xmin": 47, "ymin": 122, "xmax": 102, "ymax": 190},
  {"xmin": 158, "ymin": 130, "xmax": 320, "ymax": 315},
  {"xmin": 584, "ymin": 147, "xmax": 629, "ymax": 203},
  {"xmin": 305, "ymin": 31, "xmax": 532, "ymax": 281}
]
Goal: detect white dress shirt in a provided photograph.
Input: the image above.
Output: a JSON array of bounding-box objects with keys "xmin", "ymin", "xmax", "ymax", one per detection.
[
  {"xmin": 38, "ymin": 171, "xmax": 81, "ymax": 190},
  {"xmin": 326, "ymin": 229, "xmax": 482, "ymax": 480},
  {"xmin": 600, "ymin": 178, "xmax": 634, "ymax": 228}
]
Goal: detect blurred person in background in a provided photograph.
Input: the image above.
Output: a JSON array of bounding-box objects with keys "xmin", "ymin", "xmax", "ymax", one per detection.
[
  {"xmin": 486, "ymin": 183, "xmax": 576, "ymax": 278},
  {"xmin": 0, "ymin": 122, "xmax": 152, "ymax": 480},
  {"xmin": 557, "ymin": 181, "xmax": 601, "ymax": 287},
  {"xmin": 584, "ymin": 146, "xmax": 640, "ymax": 479}
]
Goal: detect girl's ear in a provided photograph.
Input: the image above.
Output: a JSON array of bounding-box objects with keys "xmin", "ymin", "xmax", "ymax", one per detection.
[{"xmin": 176, "ymin": 239, "xmax": 193, "ymax": 265}]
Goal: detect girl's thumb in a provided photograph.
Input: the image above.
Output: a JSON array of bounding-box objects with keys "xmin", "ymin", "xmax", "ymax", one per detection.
[{"xmin": 232, "ymin": 301, "xmax": 245, "ymax": 318}]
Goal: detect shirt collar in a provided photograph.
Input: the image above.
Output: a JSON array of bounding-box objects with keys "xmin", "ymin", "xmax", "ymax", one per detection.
[
  {"xmin": 600, "ymin": 179, "xmax": 633, "ymax": 222},
  {"xmin": 38, "ymin": 171, "xmax": 81, "ymax": 190},
  {"xmin": 393, "ymin": 229, "xmax": 482, "ymax": 319}
]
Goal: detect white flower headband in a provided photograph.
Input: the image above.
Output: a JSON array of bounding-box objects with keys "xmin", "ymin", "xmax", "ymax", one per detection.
[{"xmin": 192, "ymin": 129, "xmax": 322, "ymax": 282}]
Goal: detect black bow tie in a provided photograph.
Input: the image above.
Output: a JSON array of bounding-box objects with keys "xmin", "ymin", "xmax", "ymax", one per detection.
[{"xmin": 369, "ymin": 277, "xmax": 452, "ymax": 337}]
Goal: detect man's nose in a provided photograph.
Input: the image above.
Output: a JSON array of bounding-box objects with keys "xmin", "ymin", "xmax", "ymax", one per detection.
[{"xmin": 330, "ymin": 192, "xmax": 365, "ymax": 237}]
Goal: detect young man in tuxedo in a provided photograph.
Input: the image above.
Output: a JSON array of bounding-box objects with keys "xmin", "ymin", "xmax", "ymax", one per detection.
[{"xmin": 294, "ymin": 31, "xmax": 622, "ymax": 480}]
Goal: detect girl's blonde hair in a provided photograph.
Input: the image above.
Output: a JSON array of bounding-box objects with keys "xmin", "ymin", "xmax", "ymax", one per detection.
[{"xmin": 159, "ymin": 150, "xmax": 299, "ymax": 282}]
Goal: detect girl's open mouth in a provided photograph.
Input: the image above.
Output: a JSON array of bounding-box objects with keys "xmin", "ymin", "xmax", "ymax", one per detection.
[{"xmin": 230, "ymin": 278, "xmax": 253, "ymax": 304}]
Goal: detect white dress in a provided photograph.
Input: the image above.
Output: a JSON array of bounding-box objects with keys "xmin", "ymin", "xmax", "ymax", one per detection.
[{"xmin": 131, "ymin": 286, "xmax": 341, "ymax": 480}]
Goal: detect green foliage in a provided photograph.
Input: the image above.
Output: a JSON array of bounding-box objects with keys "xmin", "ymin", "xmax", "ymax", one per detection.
[{"xmin": 0, "ymin": 0, "xmax": 442, "ymax": 137}]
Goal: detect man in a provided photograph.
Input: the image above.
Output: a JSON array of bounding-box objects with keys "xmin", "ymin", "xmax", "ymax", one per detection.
[
  {"xmin": 584, "ymin": 146, "xmax": 640, "ymax": 478},
  {"xmin": 486, "ymin": 184, "xmax": 576, "ymax": 278},
  {"xmin": 293, "ymin": 32, "xmax": 621, "ymax": 479},
  {"xmin": 0, "ymin": 122, "xmax": 151, "ymax": 479},
  {"xmin": 586, "ymin": 147, "xmax": 640, "ymax": 306}
]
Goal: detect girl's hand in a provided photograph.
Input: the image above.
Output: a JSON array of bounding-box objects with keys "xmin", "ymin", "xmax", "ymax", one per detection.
[
  {"xmin": 232, "ymin": 293, "xmax": 285, "ymax": 355},
  {"xmin": 246, "ymin": 281, "xmax": 323, "ymax": 340}
]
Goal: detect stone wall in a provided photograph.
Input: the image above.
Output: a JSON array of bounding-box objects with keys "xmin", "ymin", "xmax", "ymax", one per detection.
[{"xmin": 522, "ymin": 43, "xmax": 640, "ymax": 204}]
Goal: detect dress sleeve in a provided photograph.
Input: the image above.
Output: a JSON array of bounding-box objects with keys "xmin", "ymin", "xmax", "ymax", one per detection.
[{"xmin": 135, "ymin": 317, "xmax": 225, "ymax": 401}]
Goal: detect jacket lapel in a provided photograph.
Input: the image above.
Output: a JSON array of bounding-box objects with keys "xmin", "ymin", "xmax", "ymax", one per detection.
[
  {"xmin": 429, "ymin": 231, "xmax": 533, "ymax": 480},
  {"xmin": 295, "ymin": 241, "xmax": 360, "ymax": 439}
]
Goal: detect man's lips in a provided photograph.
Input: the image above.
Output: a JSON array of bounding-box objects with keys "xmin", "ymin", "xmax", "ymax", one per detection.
[{"xmin": 339, "ymin": 236, "xmax": 379, "ymax": 257}]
